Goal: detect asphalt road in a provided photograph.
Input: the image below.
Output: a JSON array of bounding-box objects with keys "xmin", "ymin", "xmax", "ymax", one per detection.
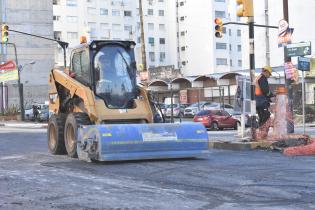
[{"xmin": 1, "ymin": 127, "xmax": 315, "ymax": 210}]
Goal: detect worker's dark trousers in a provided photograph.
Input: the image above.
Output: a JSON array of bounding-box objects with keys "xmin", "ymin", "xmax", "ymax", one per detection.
[{"xmin": 256, "ymin": 107, "xmax": 271, "ymax": 127}]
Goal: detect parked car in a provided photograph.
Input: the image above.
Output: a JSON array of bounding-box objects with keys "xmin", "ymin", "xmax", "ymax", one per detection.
[
  {"xmin": 158, "ymin": 103, "xmax": 168, "ymax": 116},
  {"xmin": 204, "ymin": 102, "xmax": 234, "ymax": 114},
  {"xmin": 165, "ymin": 104, "xmax": 189, "ymax": 118},
  {"xmin": 193, "ymin": 109, "xmax": 240, "ymax": 130},
  {"xmin": 24, "ymin": 103, "xmax": 49, "ymax": 121},
  {"xmin": 232, "ymin": 111, "xmax": 258, "ymax": 128},
  {"xmin": 184, "ymin": 101, "xmax": 212, "ymax": 117}
]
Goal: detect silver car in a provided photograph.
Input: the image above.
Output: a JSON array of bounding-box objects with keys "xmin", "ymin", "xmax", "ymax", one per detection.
[{"xmin": 184, "ymin": 102, "xmax": 212, "ymax": 117}]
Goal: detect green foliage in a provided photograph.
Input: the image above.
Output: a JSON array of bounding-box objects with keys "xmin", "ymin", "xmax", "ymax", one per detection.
[{"xmin": 0, "ymin": 104, "xmax": 20, "ymax": 116}]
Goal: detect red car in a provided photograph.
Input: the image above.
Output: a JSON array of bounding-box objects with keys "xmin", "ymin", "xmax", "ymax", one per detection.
[{"xmin": 193, "ymin": 110, "xmax": 240, "ymax": 130}]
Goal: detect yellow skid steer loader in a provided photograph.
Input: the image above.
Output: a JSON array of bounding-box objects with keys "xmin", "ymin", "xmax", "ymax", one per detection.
[{"xmin": 47, "ymin": 40, "xmax": 208, "ymax": 162}]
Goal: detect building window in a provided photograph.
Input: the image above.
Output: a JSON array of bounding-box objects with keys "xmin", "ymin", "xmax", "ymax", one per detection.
[
  {"xmin": 67, "ymin": 32, "xmax": 78, "ymax": 39},
  {"xmin": 137, "ymin": 37, "xmax": 141, "ymax": 43},
  {"xmin": 53, "ymin": 15, "xmax": 61, "ymax": 21},
  {"xmin": 124, "ymin": 25, "xmax": 132, "ymax": 33},
  {"xmin": 112, "ymin": 9, "xmax": 120, "ymax": 16},
  {"xmin": 67, "ymin": 16, "xmax": 78, "ymax": 23},
  {"xmin": 160, "ymin": 52, "xmax": 166, "ymax": 62},
  {"xmin": 100, "ymin": 23, "xmax": 109, "ymax": 30},
  {"xmin": 159, "ymin": 38, "xmax": 165, "ymax": 44},
  {"xmin": 180, "ymin": 1, "xmax": 184, "ymax": 6},
  {"xmin": 229, "ymin": 29, "xmax": 232, "ymax": 36},
  {"xmin": 222, "ymin": 27, "xmax": 226, "ymax": 34},
  {"xmin": 148, "ymin": 23, "xmax": 154, "ymax": 30},
  {"xmin": 112, "ymin": 24, "xmax": 121, "ymax": 31},
  {"xmin": 148, "ymin": 9, "xmax": 154, "ymax": 16},
  {"xmin": 87, "ymin": 7, "xmax": 96, "ymax": 15},
  {"xmin": 215, "ymin": 0, "xmax": 225, "ymax": 2},
  {"xmin": 230, "ymin": 59, "xmax": 233, "ymax": 66},
  {"xmin": 237, "ymin": 29, "xmax": 241, "ymax": 36},
  {"xmin": 159, "ymin": 0, "xmax": 164, "ymax": 2},
  {"xmin": 149, "ymin": 52, "xmax": 155, "ymax": 62},
  {"xmin": 136, "ymin": 22, "xmax": 140, "ymax": 31},
  {"xmin": 181, "ymin": 46, "xmax": 186, "ymax": 51},
  {"xmin": 237, "ymin": 45, "xmax": 242, "ymax": 52},
  {"xmin": 238, "ymin": 60, "xmax": 242, "ymax": 67},
  {"xmin": 215, "ymin": 11, "xmax": 225, "ymax": 18},
  {"xmin": 53, "ymin": 0, "xmax": 61, "ymax": 5},
  {"xmin": 180, "ymin": 16, "xmax": 185, "ymax": 21},
  {"xmin": 229, "ymin": 44, "xmax": 232, "ymax": 51},
  {"xmin": 159, "ymin": 24, "xmax": 165, "ymax": 31},
  {"xmin": 124, "ymin": 10, "xmax": 132, "ymax": 17},
  {"xmin": 148, "ymin": 37, "xmax": 155, "ymax": 45},
  {"xmin": 180, "ymin": 31, "xmax": 185, "ymax": 36},
  {"xmin": 216, "ymin": 58, "xmax": 228, "ymax": 65},
  {"xmin": 54, "ymin": 31, "xmax": 62, "ymax": 40},
  {"xmin": 216, "ymin": 42, "xmax": 227, "ymax": 50},
  {"xmin": 66, "ymin": 0, "xmax": 77, "ymax": 7},
  {"xmin": 100, "ymin": 8, "xmax": 108, "ymax": 15},
  {"xmin": 158, "ymin": 10, "xmax": 164, "ymax": 16},
  {"xmin": 88, "ymin": 22, "xmax": 97, "ymax": 37}
]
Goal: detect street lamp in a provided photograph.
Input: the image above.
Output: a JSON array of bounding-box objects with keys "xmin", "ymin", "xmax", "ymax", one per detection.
[
  {"xmin": 18, "ymin": 60, "xmax": 36, "ymax": 72},
  {"xmin": 17, "ymin": 60, "xmax": 36, "ymax": 121}
]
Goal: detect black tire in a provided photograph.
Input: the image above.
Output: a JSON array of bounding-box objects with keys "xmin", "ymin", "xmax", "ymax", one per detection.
[
  {"xmin": 234, "ymin": 121, "xmax": 241, "ymax": 130},
  {"xmin": 48, "ymin": 114, "xmax": 67, "ymax": 155},
  {"xmin": 64, "ymin": 113, "xmax": 91, "ymax": 158},
  {"xmin": 210, "ymin": 122, "xmax": 219, "ymax": 131}
]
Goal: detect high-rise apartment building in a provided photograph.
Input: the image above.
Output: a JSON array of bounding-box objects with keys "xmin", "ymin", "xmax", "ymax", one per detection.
[
  {"xmin": 174, "ymin": 0, "xmax": 243, "ymax": 76},
  {"xmin": 53, "ymin": 0, "xmax": 177, "ymax": 68},
  {"xmin": 53, "ymin": 0, "xmax": 242, "ymax": 77}
]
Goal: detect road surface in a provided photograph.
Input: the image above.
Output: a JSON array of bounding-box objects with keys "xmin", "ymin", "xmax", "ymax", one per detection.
[{"xmin": 1, "ymin": 127, "xmax": 315, "ymax": 210}]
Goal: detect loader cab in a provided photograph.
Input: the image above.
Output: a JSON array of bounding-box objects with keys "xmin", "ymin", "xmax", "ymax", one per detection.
[{"xmin": 70, "ymin": 40, "xmax": 138, "ymax": 109}]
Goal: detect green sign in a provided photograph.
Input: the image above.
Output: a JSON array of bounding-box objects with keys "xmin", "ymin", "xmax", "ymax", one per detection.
[{"xmin": 285, "ymin": 42, "xmax": 311, "ymax": 57}]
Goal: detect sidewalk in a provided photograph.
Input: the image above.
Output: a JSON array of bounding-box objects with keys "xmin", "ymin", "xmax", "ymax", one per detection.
[{"xmin": 0, "ymin": 121, "xmax": 47, "ymax": 129}]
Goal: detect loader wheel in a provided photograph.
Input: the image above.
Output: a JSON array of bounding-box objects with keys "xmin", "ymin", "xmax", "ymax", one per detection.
[
  {"xmin": 48, "ymin": 114, "xmax": 67, "ymax": 155},
  {"xmin": 64, "ymin": 113, "xmax": 91, "ymax": 158}
]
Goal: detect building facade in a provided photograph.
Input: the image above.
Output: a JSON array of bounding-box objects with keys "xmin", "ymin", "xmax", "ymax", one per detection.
[
  {"xmin": 175, "ymin": 0, "xmax": 243, "ymax": 76},
  {"xmin": 53, "ymin": 0, "xmax": 177, "ymax": 69},
  {"xmin": 0, "ymin": 0, "xmax": 54, "ymax": 107}
]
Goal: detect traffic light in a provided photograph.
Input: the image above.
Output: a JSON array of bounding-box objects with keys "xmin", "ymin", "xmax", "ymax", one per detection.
[
  {"xmin": 1, "ymin": 24, "xmax": 9, "ymax": 43},
  {"xmin": 214, "ymin": 18, "xmax": 223, "ymax": 38},
  {"xmin": 236, "ymin": 0, "xmax": 253, "ymax": 17}
]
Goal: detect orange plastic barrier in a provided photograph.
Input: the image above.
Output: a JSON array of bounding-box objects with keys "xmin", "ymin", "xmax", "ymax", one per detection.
[{"xmin": 283, "ymin": 139, "xmax": 315, "ymax": 156}]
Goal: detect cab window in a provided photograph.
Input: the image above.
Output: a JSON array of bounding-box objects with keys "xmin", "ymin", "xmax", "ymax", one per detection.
[{"xmin": 71, "ymin": 50, "xmax": 90, "ymax": 84}]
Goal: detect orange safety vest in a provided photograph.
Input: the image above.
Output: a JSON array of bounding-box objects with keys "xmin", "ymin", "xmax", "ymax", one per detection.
[{"xmin": 255, "ymin": 75, "xmax": 263, "ymax": 96}]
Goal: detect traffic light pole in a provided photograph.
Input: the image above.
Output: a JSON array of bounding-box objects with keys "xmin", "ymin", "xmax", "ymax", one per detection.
[
  {"xmin": 283, "ymin": 0, "xmax": 294, "ymax": 133},
  {"xmin": 248, "ymin": 17, "xmax": 257, "ymax": 141}
]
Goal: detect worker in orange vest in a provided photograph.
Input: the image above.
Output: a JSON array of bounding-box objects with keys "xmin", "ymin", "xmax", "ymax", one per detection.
[{"xmin": 255, "ymin": 66, "xmax": 275, "ymax": 127}]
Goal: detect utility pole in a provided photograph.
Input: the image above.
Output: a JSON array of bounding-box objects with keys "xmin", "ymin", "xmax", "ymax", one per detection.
[
  {"xmin": 248, "ymin": 17, "xmax": 257, "ymax": 140},
  {"xmin": 236, "ymin": 0, "xmax": 256, "ymax": 140},
  {"xmin": 265, "ymin": 0, "xmax": 270, "ymax": 66},
  {"xmin": 138, "ymin": 0, "xmax": 147, "ymax": 72},
  {"xmin": 283, "ymin": 0, "xmax": 294, "ymax": 133}
]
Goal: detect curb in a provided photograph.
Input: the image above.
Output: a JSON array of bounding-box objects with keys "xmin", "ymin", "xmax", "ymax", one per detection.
[
  {"xmin": 209, "ymin": 140, "xmax": 272, "ymax": 151},
  {"xmin": 0, "ymin": 123, "xmax": 47, "ymax": 129}
]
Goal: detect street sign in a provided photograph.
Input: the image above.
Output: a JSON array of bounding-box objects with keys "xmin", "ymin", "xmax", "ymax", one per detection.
[
  {"xmin": 298, "ymin": 57, "xmax": 311, "ymax": 71},
  {"xmin": 278, "ymin": 19, "xmax": 289, "ymax": 36},
  {"xmin": 278, "ymin": 19, "xmax": 292, "ymax": 47},
  {"xmin": 0, "ymin": 60, "xmax": 18, "ymax": 83},
  {"xmin": 285, "ymin": 42, "xmax": 312, "ymax": 57}
]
